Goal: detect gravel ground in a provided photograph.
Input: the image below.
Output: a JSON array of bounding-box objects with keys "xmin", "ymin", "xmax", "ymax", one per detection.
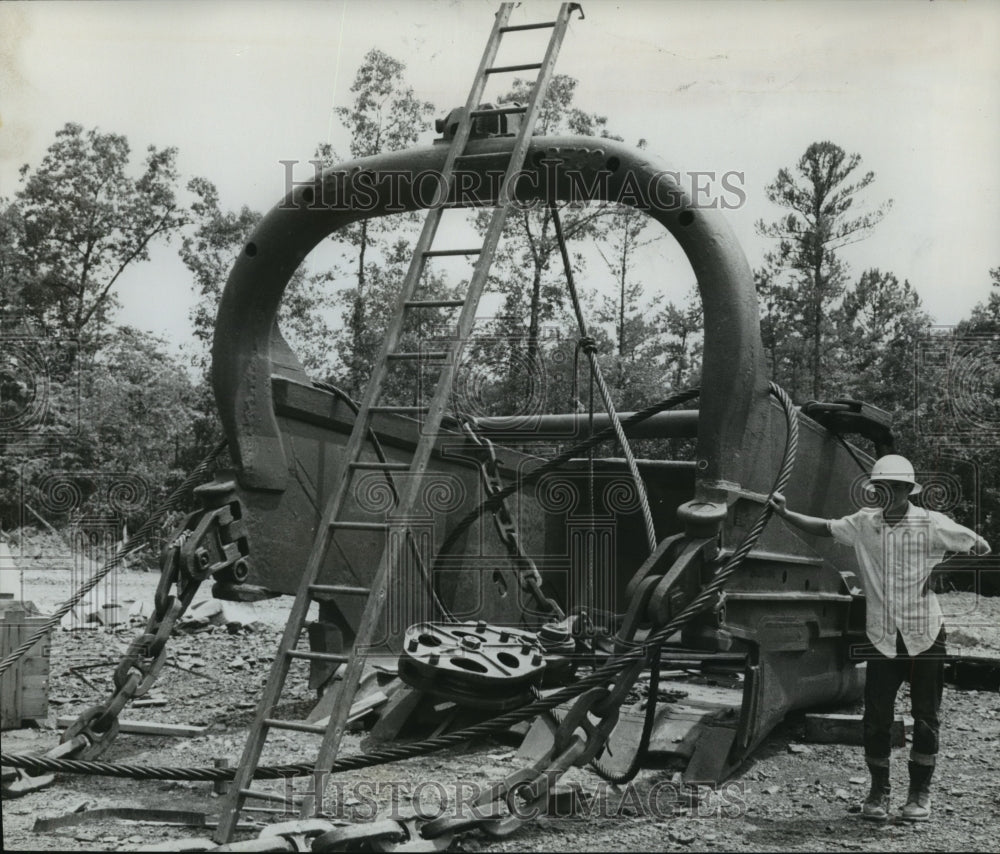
[{"xmin": 3, "ymin": 555, "xmax": 999, "ymax": 852}]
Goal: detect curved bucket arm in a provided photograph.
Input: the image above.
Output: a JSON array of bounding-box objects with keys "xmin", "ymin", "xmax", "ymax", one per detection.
[{"xmin": 212, "ymin": 135, "xmax": 769, "ymax": 496}]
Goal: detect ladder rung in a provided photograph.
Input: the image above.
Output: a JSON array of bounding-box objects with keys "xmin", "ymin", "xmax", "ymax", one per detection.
[
  {"xmin": 485, "ymin": 62, "xmax": 543, "ymax": 75},
  {"xmin": 263, "ymin": 718, "xmax": 328, "ymax": 735},
  {"xmin": 330, "ymin": 520, "xmax": 390, "ymax": 531},
  {"xmin": 500, "ymin": 21, "xmax": 557, "ymax": 33},
  {"xmin": 286, "ymin": 650, "xmax": 350, "ymax": 663},
  {"xmin": 215, "ymin": 1, "xmax": 581, "ymax": 840},
  {"xmin": 470, "ymin": 105, "xmax": 528, "ymax": 118},
  {"xmin": 308, "ymin": 584, "xmax": 371, "ymax": 597},
  {"xmin": 386, "ymin": 352, "xmax": 448, "ymax": 361},
  {"xmin": 404, "ymin": 299, "xmax": 465, "ymax": 309},
  {"xmin": 349, "ymin": 461, "xmax": 410, "ymax": 470},
  {"xmin": 423, "ymin": 248, "xmax": 482, "ymax": 257}
]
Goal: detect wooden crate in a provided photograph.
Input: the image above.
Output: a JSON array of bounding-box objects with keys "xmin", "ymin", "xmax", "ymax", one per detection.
[{"xmin": 0, "ymin": 600, "xmax": 51, "ymax": 730}]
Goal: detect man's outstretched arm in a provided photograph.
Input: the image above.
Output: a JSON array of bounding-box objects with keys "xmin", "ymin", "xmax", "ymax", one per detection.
[{"xmin": 768, "ymin": 491, "xmax": 834, "ymax": 538}]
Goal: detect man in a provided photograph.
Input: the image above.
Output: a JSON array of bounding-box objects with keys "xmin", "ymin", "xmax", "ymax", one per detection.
[{"xmin": 768, "ymin": 455, "xmax": 990, "ymax": 823}]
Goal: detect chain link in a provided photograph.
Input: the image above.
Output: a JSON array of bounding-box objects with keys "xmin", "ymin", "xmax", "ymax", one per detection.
[
  {"xmin": 57, "ymin": 491, "xmax": 240, "ymax": 764},
  {"xmin": 5, "ymin": 384, "xmax": 801, "ymax": 854},
  {"xmin": 60, "ymin": 537, "xmax": 203, "ymax": 760},
  {"xmin": 311, "ymin": 819, "xmax": 410, "ymax": 853},
  {"xmin": 58, "ymin": 706, "xmax": 122, "ymax": 758},
  {"xmin": 367, "ymin": 664, "xmax": 629, "ymax": 847},
  {"xmin": 1, "ymin": 736, "xmax": 88, "ymax": 798},
  {"xmin": 366, "ymin": 420, "xmax": 669, "ymax": 845},
  {"xmin": 528, "ymin": 569, "xmax": 665, "ymax": 789},
  {"xmin": 461, "ymin": 420, "xmax": 566, "ymax": 621}
]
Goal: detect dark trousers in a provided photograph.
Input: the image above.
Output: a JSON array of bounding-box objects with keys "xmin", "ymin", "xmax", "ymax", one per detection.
[{"xmin": 862, "ymin": 628, "xmax": 946, "ymax": 764}]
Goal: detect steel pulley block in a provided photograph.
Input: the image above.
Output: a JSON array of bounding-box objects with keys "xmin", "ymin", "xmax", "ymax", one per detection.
[
  {"xmin": 397, "ymin": 622, "xmax": 545, "ymax": 711},
  {"xmin": 537, "ymin": 619, "xmax": 575, "ymax": 654},
  {"xmin": 536, "ymin": 618, "xmax": 578, "ymax": 686}
]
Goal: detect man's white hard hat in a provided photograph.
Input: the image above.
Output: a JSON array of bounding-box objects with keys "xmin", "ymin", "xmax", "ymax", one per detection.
[{"xmin": 869, "ymin": 454, "xmax": 923, "ymax": 495}]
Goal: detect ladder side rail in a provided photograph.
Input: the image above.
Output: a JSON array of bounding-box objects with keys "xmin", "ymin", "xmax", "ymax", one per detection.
[
  {"xmin": 299, "ymin": 9, "xmax": 583, "ymax": 815},
  {"xmin": 403, "ymin": 0, "xmax": 585, "ymax": 490},
  {"xmin": 214, "ymin": 552, "xmax": 331, "ymax": 838},
  {"xmin": 434, "ymin": 2, "xmax": 516, "ymax": 205},
  {"xmin": 297, "ymin": 0, "xmax": 516, "ymax": 526},
  {"xmin": 219, "ymin": 3, "xmax": 582, "ymax": 836},
  {"xmin": 497, "ymin": 1, "xmax": 578, "ymax": 206}
]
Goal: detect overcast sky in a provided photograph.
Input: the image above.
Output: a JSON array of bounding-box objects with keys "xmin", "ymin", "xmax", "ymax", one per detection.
[{"xmin": 2, "ymin": 0, "xmax": 998, "ymax": 350}]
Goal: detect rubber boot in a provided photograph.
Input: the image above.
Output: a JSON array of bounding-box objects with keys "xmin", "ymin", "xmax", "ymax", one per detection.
[
  {"xmin": 902, "ymin": 761, "xmax": 933, "ymax": 822},
  {"xmin": 861, "ymin": 762, "xmax": 891, "ymax": 822}
]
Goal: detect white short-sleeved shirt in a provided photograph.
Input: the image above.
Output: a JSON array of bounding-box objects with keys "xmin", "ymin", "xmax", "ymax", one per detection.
[{"xmin": 829, "ymin": 503, "xmax": 990, "ymax": 657}]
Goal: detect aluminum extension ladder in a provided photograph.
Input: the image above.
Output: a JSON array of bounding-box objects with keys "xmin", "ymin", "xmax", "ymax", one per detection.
[{"xmin": 214, "ymin": 2, "xmax": 583, "ymax": 841}]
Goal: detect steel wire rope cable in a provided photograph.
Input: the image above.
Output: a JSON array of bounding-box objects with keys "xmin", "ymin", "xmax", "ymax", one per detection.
[
  {"xmin": 0, "ymin": 383, "xmax": 798, "ymax": 783},
  {"xmin": 0, "ymin": 387, "xmax": 705, "ymax": 783},
  {"xmin": 432, "ymin": 203, "xmax": 666, "ymax": 621},
  {"xmin": 568, "ymin": 314, "xmax": 598, "ymax": 623},
  {"xmin": 585, "ymin": 643, "xmax": 661, "ymax": 785},
  {"xmin": 589, "ymin": 381, "xmax": 799, "ymax": 783},
  {"xmin": 0, "ymin": 439, "xmax": 229, "ymax": 679},
  {"xmin": 426, "ymin": 387, "xmax": 701, "ymax": 621},
  {"xmin": 570, "ymin": 304, "xmax": 599, "ymax": 625},
  {"xmin": 311, "ymin": 380, "xmax": 457, "ymax": 623},
  {"xmin": 551, "ymin": 205, "xmax": 658, "ymax": 555},
  {"xmin": 833, "ymin": 433, "xmax": 872, "ymax": 477},
  {"xmin": 429, "ymin": 388, "xmax": 701, "ymax": 604},
  {"xmin": 586, "ymin": 348, "xmax": 597, "ymax": 625}
]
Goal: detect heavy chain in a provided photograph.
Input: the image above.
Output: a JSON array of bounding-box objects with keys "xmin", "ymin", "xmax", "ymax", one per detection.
[
  {"xmin": 340, "ymin": 577, "xmax": 663, "ymax": 850},
  {"xmin": 461, "ymin": 419, "xmax": 566, "ymax": 621},
  {"xmin": 2, "ymin": 442, "xmax": 229, "ymax": 798},
  {"xmin": 364, "ymin": 420, "xmax": 698, "ymax": 847},
  {"xmin": 60, "ymin": 537, "xmax": 203, "ymax": 759},
  {"xmin": 4, "ymin": 384, "xmax": 801, "ymax": 854},
  {"xmin": 3, "ymin": 533, "xmax": 205, "ymax": 796},
  {"xmin": 0, "ymin": 439, "xmax": 228, "ymax": 681},
  {"xmin": 319, "ymin": 668, "xmax": 643, "ymax": 850},
  {"xmin": 54, "ymin": 480, "xmax": 250, "ymax": 767},
  {"xmin": 304, "ymin": 738, "xmax": 589, "ymax": 852},
  {"xmin": 323, "ymin": 381, "xmax": 792, "ymax": 850}
]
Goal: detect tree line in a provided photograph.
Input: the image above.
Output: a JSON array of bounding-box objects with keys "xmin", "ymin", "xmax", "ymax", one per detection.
[{"xmin": 2, "ymin": 49, "xmax": 997, "ymax": 568}]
